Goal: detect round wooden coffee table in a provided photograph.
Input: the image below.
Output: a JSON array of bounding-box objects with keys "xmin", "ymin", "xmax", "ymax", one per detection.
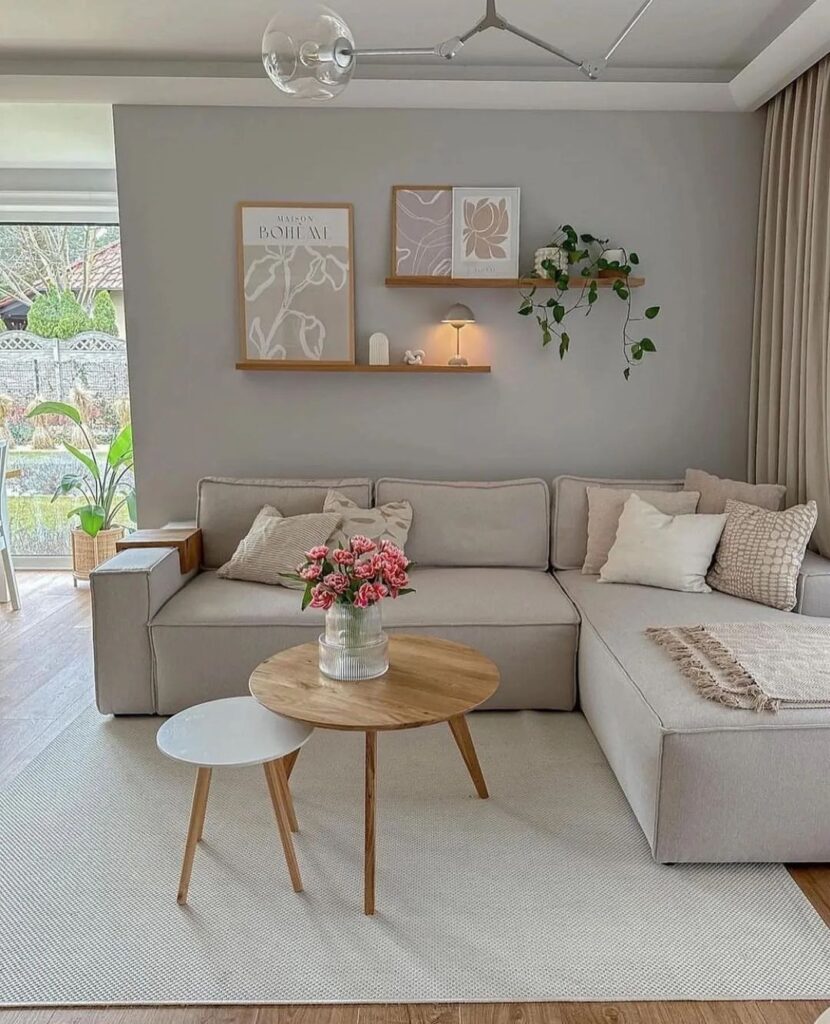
[{"xmin": 249, "ymin": 634, "xmax": 500, "ymax": 915}]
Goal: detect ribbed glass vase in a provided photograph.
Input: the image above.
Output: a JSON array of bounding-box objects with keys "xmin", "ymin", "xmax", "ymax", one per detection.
[{"xmin": 318, "ymin": 603, "xmax": 389, "ymax": 681}]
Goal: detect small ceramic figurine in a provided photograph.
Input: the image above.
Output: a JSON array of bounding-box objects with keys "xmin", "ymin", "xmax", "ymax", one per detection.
[{"xmin": 403, "ymin": 349, "xmax": 426, "ymax": 365}]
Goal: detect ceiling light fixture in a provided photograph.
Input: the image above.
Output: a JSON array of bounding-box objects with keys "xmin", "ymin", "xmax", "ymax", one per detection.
[{"xmin": 262, "ymin": 0, "xmax": 656, "ymax": 100}]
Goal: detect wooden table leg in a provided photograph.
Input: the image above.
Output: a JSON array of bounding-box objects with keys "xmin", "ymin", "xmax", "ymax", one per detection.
[
  {"xmin": 274, "ymin": 757, "xmax": 299, "ymax": 833},
  {"xmin": 448, "ymin": 714, "xmax": 489, "ymax": 799},
  {"xmin": 196, "ymin": 769, "xmax": 211, "ymax": 841},
  {"xmin": 263, "ymin": 761, "xmax": 303, "ymax": 893},
  {"xmin": 283, "ymin": 749, "xmax": 300, "ymax": 780},
  {"xmin": 177, "ymin": 766, "xmax": 211, "ymax": 905},
  {"xmin": 364, "ymin": 730, "xmax": 377, "ymax": 916}
]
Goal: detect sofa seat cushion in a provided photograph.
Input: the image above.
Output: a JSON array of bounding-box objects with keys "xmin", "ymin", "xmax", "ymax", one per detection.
[
  {"xmin": 150, "ymin": 568, "xmax": 579, "ymax": 714},
  {"xmin": 556, "ymin": 570, "xmax": 830, "ymax": 732},
  {"xmin": 155, "ymin": 567, "xmax": 579, "ymax": 629}
]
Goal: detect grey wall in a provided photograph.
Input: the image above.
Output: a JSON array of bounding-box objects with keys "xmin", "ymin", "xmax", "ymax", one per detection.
[{"xmin": 113, "ymin": 105, "xmax": 764, "ymax": 525}]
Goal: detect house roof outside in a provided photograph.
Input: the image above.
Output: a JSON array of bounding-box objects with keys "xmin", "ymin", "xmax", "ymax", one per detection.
[
  {"xmin": 0, "ymin": 239, "xmax": 123, "ymax": 313},
  {"xmin": 66, "ymin": 240, "xmax": 122, "ymax": 291}
]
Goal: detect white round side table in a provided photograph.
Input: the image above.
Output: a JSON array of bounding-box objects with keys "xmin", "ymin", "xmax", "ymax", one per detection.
[{"xmin": 156, "ymin": 696, "xmax": 313, "ymax": 904}]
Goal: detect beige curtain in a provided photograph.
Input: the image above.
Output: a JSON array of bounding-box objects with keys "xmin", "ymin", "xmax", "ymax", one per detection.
[{"xmin": 750, "ymin": 55, "xmax": 830, "ymax": 556}]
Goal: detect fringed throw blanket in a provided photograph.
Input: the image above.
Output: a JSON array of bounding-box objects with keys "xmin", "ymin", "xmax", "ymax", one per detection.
[{"xmin": 646, "ymin": 622, "xmax": 830, "ymax": 712}]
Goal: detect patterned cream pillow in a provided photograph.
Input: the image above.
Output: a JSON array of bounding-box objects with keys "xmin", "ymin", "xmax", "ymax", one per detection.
[
  {"xmin": 707, "ymin": 499, "xmax": 817, "ymax": 610},
  {"xmin": 324, "ymin": 489, "xmax": 412, "ymax": 552},
  {"xmin": 217, "ymin": 506, "xmax": 341, "ymax": 588}
]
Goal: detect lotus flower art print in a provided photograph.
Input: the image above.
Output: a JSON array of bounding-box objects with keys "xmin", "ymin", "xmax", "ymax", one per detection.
[
  {"xmin": 451, "ymin": 187, "xmax": 520, "ymax": 279},
  {"xmin": 463, "ymin": 197, "xmax": 509, "ymax": 259}
]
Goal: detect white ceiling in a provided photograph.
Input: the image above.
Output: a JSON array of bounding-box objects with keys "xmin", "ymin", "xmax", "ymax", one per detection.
[
  {"xmin": 0, "ymin": 104, "xmax": 114, "ymax": 169},
  {"xmin": 0, "ymin": 0, "xmax": 828, "ymax": 112},
  {"xmin": 0, "ymin": 0, "xmax": 817, "ymax": 69}
]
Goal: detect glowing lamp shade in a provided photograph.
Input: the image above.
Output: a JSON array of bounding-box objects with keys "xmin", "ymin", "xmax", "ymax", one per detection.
[
  {"xmin": 441, "ymin": 303, "xmax": 476, "ymax": 366},
  {"xmin": 262, "ymin": 3, "xmax": 356, "ymax": 100}
]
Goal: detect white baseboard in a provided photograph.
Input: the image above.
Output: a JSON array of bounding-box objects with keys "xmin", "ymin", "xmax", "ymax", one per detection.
[{"xmin": 13, "ymin": 556, "xmax": 73, "ymax": 571}]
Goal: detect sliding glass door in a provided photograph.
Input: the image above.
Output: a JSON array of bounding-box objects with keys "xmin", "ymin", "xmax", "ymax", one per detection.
[{"xmin": 0, "ymin": 224, "xmax": 131, "ymax": 565}]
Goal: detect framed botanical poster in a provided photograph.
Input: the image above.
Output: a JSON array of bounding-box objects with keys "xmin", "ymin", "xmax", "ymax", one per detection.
[
  {"xmin": 390, "ymin": 185, "xmax": 453, "ymax": 278},
  {"xmin": 451, "ymin": 187, "xmax": 520, "ymax": 279},
  {"xmin": 237, "ymin": 202, "xmax": 355, "ymax": 367}
]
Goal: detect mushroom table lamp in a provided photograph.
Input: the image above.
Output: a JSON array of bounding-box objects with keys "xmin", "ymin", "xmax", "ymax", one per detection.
[{"xmin": 441, "ymin": 303, "xmax": 476, "ymax": 366}]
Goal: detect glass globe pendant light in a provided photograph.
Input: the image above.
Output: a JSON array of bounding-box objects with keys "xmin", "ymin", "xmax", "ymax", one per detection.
[
  {"xmin": 262, "ymin": 3, "xmax": 356, "ymax": 100},
  {"xmin": 261, "ymin": 1, "xmax": 465, "ymax": 101}
]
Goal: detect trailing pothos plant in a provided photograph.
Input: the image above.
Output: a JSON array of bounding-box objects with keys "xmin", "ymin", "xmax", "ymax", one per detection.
[
  {"xmin": 26, "ymin": 401, "xmax": 136, "ymax": 537},
  {"xmin": 517, "ymin": 224, "xmax": 660, "ymax": 379}
]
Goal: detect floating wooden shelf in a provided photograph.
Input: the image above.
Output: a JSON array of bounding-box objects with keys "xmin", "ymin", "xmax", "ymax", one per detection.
[
  {"xmin": 385, "ymin": 275, "xmax": 645, "ymax": 289},
  {"xmin": 236, "ymin": 362, "xmax": 490, "ymax": 373}
]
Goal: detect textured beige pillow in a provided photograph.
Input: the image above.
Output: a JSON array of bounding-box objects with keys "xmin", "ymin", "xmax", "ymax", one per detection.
[
  {"xmin": 217, "ymin": 506, "xmax": 341, "ymax": 588},
  {"xmin": 324, "ymin": 489, "xmax": 412, "ymax": 552},
  {"xmin": 600, "ymin": 494, "xmax": 727, "ymax": 593},
  {"xmin": 582, "ymin": 486, "xmax": 700, "ymax": 574},
  {"xmin": 684, "ymin": 468, "xmax": 786, "ymax": 514},
  {"xmin": 707, "ymin": 498, "xmax": 817, "ymax": 610}
]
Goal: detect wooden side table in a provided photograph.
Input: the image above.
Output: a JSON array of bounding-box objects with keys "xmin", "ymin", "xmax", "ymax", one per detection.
[
  {"xmin": 250, "ymin": 634, "xmax": 500, "ymax": 915},
  {"xmin": 156, "ymin": 696, "xmax": 313, "ymax": 903},
  {"xmin": 116, "ymin": 527, "xmax": 202, "ymax": 574}
]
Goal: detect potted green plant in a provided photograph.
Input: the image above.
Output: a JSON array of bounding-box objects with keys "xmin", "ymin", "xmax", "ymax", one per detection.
[
  {"xmin": 26, "ymin": 400, "xmax": 136, "ymax": 584},
  {"xmin": 518, "ymin": 225, "xmax": 661, "ymax": 379}
]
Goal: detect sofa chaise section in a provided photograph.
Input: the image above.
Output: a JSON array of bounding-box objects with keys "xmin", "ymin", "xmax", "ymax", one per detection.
[
  {"xmin": 551, "ymin": 474, "xmax": 830, "ymax": 864},
  {"xmin": 557, "ymin": 571, "xmax": 830, "ymax": 863}
]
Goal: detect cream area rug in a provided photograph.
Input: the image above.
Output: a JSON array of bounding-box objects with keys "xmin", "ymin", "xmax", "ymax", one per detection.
[{"xmin": 1, "ymin": 709, "xmax": 829, "ymax": 1005}]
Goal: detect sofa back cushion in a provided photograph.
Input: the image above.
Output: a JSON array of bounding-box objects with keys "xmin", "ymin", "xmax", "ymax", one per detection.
[
  {"xmin": 551, "ymin": 475, "xmax": 683, "ymax": 570},
  {"xmin": 197, "ymin": 477, "xmax": 371, "ymax": 568},
  {"xmin": 374, "ymin": 478, "xmax": 550, "ymax": 568}
]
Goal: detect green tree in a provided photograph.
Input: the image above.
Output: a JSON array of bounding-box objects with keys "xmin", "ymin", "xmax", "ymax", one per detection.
[
  {"xmin": 27, "ymin": 289, "xmax": 92, "ymax": 339},
  {"xmin": 91, "ymin": 290, "xmax": 118, "ymax": 336}
]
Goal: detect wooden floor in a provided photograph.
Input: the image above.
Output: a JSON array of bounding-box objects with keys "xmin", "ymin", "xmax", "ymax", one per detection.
[{"xmin": 1, "ymin": 573, "xmax": 828, "ymax": 1024}]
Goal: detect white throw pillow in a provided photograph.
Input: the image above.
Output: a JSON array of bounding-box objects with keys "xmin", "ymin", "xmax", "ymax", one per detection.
[
  {"xmin": 583, "ymin": 486, "xmax": 700, "ymax": 574},
  {"xmin": 599, "ymin": 494, "xmax": 727, "ymax": 594}
]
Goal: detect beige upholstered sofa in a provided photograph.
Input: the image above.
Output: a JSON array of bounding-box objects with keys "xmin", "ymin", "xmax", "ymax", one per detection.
[{"xmin": 90, "ymin": 474, "xmax": 830, "ymax": 864}]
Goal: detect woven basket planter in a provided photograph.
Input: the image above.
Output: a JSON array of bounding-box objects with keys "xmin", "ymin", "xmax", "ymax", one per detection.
[{"xmin": 71, "ymin": 526, "xmax": 124, "ymax": 583}]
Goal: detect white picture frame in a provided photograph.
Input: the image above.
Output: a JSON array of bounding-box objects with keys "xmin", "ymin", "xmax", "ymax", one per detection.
[{"xmin": 451, "ymin": 186, "xmax": 520, "ymax": 279}]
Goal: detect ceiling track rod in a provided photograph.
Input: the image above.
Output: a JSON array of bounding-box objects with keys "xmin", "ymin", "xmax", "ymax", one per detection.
[
  {"xmin": 605, "ymin": 0, "xmax": 654, "ymax": 61},
  {"xmin": 348, "ymin": 0, "xmax": 653, "ymax": 79}
]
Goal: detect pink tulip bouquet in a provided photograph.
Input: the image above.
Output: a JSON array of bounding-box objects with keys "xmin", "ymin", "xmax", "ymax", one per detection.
[{"xmin": 296, "ymin": 536, "xmax": 414, "ymax": 611}]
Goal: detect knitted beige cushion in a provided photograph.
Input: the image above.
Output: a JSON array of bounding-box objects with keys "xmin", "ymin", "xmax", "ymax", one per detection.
[
  {"xmin": 583, "ymin": 486, "xmax": 700, "ymax": 574},
  {"xmin": 217, "ymin": 506, "xmax": 341, "ymax": 588},
  {"xmin": 684, "ymin": 468, "xmax": 786, "ymax": 514},
  {"xmin": 707, "ymin": 498, "xmax": 818, "ymax": 610},
  {"xmin": 324, "ymin": 490, "xmax": 412, "ymax": 552}
]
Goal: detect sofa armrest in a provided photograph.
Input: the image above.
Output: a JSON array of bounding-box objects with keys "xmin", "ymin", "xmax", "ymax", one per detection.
[
  {"xmin": 90, "ymin": 548, "xmax": 197, "ymax": 714},
  {"xmin": 795, "ymin": 550, "xmax": 830, "ymax": 618}
]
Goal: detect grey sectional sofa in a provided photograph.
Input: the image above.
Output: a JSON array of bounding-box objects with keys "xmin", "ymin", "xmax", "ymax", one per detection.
[{"xmin": 90, "ymin": 474, "xmax": 830, "ymax": 863}]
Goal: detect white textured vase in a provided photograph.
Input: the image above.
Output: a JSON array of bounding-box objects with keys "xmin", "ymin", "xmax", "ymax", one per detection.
[
  {"xmin": 534, "ymin": 246, "xmax": 569, "ymax": 278},
  {"xmin": 318, "ymin": 603, "xmax": 389, "ymax": 681}
]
